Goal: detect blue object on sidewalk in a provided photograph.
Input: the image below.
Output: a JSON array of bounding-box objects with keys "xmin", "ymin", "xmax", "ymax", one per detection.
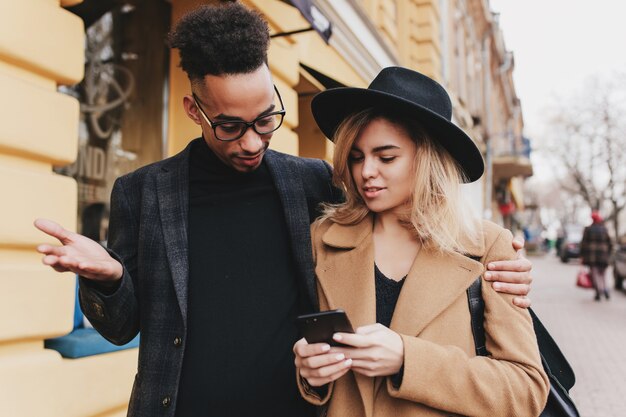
[
  {"xmin": 45, "ymin": 328, "xmax": 139, "ymax": 359},
  {"xmin": 73, "ymin": 277, "xmax": 85, "ymax": 330}
]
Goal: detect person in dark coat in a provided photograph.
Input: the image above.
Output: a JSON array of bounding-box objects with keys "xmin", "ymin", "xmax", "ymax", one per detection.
[{"xmin": 580, "ymin": 211, "xmax": 613, "ymax": 300}]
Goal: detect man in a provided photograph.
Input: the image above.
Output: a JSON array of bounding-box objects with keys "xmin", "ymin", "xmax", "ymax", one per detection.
[{"xmin": 35, "ymin": 3, "xmax": 532, "ymax": 416}]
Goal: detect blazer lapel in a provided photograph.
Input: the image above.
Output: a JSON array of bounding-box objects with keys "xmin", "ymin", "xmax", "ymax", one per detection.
[
  {"xmin": 317, "ymin": 216, "xmax": 377, "ymax": 412},
  {"xmin": 390, "ymin": 246, "xmax": 484, "ymax": 337},
  {"xmin": 264, "ymin": 150, "xmax": 319, "ymax": 308},
  {"xmin": 156, "ymin": 145, "xmax": 191, "ymax": 328}
]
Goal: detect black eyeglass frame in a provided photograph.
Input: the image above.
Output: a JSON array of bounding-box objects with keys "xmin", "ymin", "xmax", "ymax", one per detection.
[{"xmin": 192, "ymin": 85, "xmax": 286, "ymax": 142}]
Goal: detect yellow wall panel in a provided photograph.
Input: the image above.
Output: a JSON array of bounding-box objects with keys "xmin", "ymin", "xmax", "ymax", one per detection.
[
  {"xmin": 0, "ymin": 0, "xmax": 84, "ymax": 85},
  {"xmin": 299, "ymin": 32, "xmax": 367, "ymax": 88},
  {"xmin": 269, "ymin": 39, "xmax": 300, "ymax": 87},
  {"xmin": 379, "ymin": 0, "xmax": 397, "ymax": 17},
  {"xmin": 415, "ymin": 3, "xmax": 439, "ymax": 27},
  {"xmin": 415, "ymin": 0, "xmax": 440, "ymax": 11},
  {"xmin": 0, "ymin": 262, "xmax": 74, "ymax": 342},
  {"xmin": 379, "ymin": 11, "xmax": 399, "ymax": 43},
  {"xmin": 0, "ymin": 166, "xmax": 77, "ymax": 247},
  {"xmin": 0, "ymin": 72, "xmax": 79, "ymax": 165},
  {"xmin": 412, "ymin": 21, "xmax": 437, "ymax": 43},
  {"xmin": 270, "ymin": 127, "xmax": 298, "ymax": 157},
  {"xmin": 0, "ymin": 341, "xmax": 42, "ymax": 356},
  {"xmin": 247, "ymin": 0, "xmax": 309, "ymax": 33},
  {"xmin": 297, "ymin": 94, "xmax": 325, "ymax": 160},
  {"xmin": 414, "ymin": 42, "xmax": 440, "ymax": 62},
  {"xmin": 325, "ymin": 139, "xmax": 334, "ymax": 164},
  {"xmin": 273, "ymin": 77, "xmax": 298, "ymax": 129},
  {"xmin": 0, "ymin": 248, "xmax": 46, "ymax": 266},
  {"xmin": 0, "ymin": 59, "xmax": 55, "ymax": 90},
  {"xmin": 167, "ymin": 47, "xmax": 197, "ymax": 157},
  {"xmin": 0, "ymin": 348, "xmax": 137, "ymax": 417},
  {"xmin": 0, "ymin": 153, "xmax": 54, "ymax": 175},
  {"xmin": 415, "ymin": 60, "xmax": 442, "ymax": 81},
  {"xmin": 96, "ymin": 409, "xmax": 128, "ymax": 417}
]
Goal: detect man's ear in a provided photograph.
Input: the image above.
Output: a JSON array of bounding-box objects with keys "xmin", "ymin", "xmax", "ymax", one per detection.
[{"xmin": 183, "ymin": 95, "xmax": 202, "ymax": 126}]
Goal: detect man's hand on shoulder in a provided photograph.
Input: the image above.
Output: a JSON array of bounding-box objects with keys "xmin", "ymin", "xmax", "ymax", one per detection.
[
  {"xmin": 484, "ymin": 237, "xmax": 532, "ymax": 308},
  {"xmin": 34, "ymin": 218, "xmax": 123, "ymax": 282}
]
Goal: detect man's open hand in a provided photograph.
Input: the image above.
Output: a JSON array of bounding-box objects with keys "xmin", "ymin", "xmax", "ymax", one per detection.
[{"xmin": 34, "ymin": 218, "xmax": 123, "ymax": 282}]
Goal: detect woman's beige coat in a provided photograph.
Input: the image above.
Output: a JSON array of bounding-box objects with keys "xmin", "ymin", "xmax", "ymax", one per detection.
[{"xmin": 297, "ymin": 216, "xmax": 549, "ymax": 417}]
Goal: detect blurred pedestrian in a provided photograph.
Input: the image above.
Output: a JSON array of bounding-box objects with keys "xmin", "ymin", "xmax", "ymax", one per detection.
[
  {"xmin": 555, "ymin": 226, "xmax": 564, "ymax": 257},
  {"xmin": 580, "ymin": 211, "xmax": 613, "ymax": 301}
]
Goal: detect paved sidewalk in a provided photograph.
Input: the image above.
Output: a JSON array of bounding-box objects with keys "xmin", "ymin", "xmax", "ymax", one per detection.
[{"xmin": 530, "ymin": 253, "xmax": 626, "ymax": 417}]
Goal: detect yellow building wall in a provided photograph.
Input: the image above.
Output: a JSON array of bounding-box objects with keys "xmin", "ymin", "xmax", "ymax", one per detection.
[
  {"xmin": 360, "ymin": 0, "xmax": 442, "ymax": 81},
  {"xmin": 0, "ymin": 1, "xmax": 137, "ymax": 416},
  {"xmin": 394, "ymin": 0, "xmax": 442, "ymax": 80}
]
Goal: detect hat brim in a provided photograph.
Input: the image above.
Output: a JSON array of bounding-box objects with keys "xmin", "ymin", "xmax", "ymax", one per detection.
[{"xmin": 312, "ymin": 88, "xmax": 485, "ymax": 183}]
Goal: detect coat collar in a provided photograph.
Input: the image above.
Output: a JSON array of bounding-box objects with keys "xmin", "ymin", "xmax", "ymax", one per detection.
[{"xmin": 322, "ymin": 214, "xmax": 486, "ymax": 257}]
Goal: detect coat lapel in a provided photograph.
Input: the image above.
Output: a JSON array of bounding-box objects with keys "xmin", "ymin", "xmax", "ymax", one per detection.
[
  {"xmin": 156, "ymin": 144, "xmax": 191, "ymax": 328},
  {"xmin": 317, "ymin": 216, "xmax": 376, "ymax": 328},
  {"xmin": 389, "ymin": 246, "xmax": 484, "ymax": 337},
  {"xmin": 264, "ymin": 150, "xmax": 319, "ymax": 308},
  {"xmin": 317, "ymin": 216, "xmax": 377, "ymax": 412}
]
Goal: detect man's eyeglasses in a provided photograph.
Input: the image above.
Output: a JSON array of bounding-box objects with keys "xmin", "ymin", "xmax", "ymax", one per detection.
[{"xmin": 192, "ymin": 85, "xmax": 286, "ymax": 142}]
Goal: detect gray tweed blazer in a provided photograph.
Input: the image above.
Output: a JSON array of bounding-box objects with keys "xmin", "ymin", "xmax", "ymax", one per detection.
[{"xmin": 79, "ymin": 138, "xmax": 339, "ymax": 417}]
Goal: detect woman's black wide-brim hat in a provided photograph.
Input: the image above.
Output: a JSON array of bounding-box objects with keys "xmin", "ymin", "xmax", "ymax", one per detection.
[{"xmin": 311, "ymin": 66, "xmax": 485, "ymax": 183}]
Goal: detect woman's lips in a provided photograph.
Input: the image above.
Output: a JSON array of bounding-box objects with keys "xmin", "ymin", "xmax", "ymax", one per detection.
[{"xmin": 362, "ymin": 187, "xmax": 385, "ymax": 199}]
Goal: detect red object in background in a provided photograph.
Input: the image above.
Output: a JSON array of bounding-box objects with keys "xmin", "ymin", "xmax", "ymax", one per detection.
[
  {"xmin": 576, "ymin": 267, "xmax": 593, "ymax": 289},
  {"xmin": 498, "ymin": 201, "xmax": 516, "ymax": 216}
]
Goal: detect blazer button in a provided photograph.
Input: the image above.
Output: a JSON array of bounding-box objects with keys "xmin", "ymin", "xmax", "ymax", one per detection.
[
  {"xmin": 173, "ymin": 336, "xmax": 182, "ymax": 347},
  {"xmin": 162, "ymin": 396, "xmax": 171, "ymax": 407}
]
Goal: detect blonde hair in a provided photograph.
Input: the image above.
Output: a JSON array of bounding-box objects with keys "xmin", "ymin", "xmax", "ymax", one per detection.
[{"xmin": 321, "ymin": 109, "xmax": 480, "ymax": 254}]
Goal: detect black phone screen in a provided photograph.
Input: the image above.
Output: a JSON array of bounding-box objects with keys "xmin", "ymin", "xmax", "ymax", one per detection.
[{"xmin": 295, "ymin": 309, "xmax": 354, "ymax": 346}]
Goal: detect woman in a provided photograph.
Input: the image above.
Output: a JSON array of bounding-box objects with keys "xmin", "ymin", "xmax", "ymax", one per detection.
[{"xmin": 293, "ymin": 67, "xmax": 549, "ymax": 416}]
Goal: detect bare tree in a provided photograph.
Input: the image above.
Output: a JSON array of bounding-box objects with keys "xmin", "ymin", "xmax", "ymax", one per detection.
[{"xmin": 543, "ymin": 74, "xmax": 626, "ymax": 238}]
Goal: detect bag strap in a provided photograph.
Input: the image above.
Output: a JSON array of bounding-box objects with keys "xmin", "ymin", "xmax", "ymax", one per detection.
[
  {"xmin": 467, "ymin": 277, "xmax": 489, "ymax": 356},
  {"xmin": 528, "ymin": 308, "xmax": 576, "ymax": 391},
  {"xmin": 467, "ymin": 278, "xmax": 576, "ymax": 392}
]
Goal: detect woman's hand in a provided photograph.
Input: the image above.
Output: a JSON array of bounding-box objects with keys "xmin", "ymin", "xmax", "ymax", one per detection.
[
  {"xmin": 293, "ymin": 338, "xmax": 353, "ymax": 387},
  {"xmin": 332, "ymin": 323, "xmax": 404, "ymax": 377}
]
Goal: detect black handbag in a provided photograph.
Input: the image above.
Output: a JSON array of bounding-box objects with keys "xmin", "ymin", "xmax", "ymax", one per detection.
[{"xmin": 467, "ymin": 278, "xmax": 580, "ymax": 417}]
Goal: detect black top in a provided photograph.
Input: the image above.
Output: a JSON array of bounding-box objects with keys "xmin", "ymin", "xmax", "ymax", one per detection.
[
  {"xmin": 375, "ymin": 264, "xmax": 407, "ymax": 387},
  {"xmin": 375, "ymin": 264, "xmax": 406, "ymax": 328},
  {"xmin": 176, "ymin": 139, "xmax": 313, "ymax": 417}
]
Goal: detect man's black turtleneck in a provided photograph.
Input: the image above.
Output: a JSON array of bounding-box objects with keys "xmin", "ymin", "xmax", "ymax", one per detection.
[{"xmin": 175, "ymin": 138, "xmax": 313, "ymax": 417}]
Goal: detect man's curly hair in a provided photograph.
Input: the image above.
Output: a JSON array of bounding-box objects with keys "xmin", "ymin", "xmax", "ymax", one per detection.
[{"xmin": 168, "ymin": 2, "xmax": 270, "ymax": 80}]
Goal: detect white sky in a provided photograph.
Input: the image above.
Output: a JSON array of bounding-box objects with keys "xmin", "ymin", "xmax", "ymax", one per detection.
[
  {"xmin": 489, "ymin": 0, "xmax": 626, "ymax": 226},
  {"xmin": 490, "ymin": 0, "xmax": 626, "ymax": 136},
  {"xmin": 489, "ymin": 0, "xmax": 626, "ymax": 178}
]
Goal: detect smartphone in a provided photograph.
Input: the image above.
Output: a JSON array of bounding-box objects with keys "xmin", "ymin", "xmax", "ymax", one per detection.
[{"xmin": 296, "ymin": 309, "xmax": 354, "ymax": 346}]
